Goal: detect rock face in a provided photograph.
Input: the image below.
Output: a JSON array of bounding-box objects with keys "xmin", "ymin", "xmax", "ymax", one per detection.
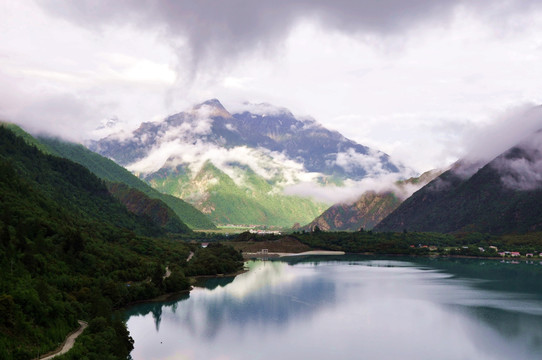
[
  {"xmin": 375, "ymin": 128, "xmax": 542, "ymax": 234},
  {"xmin": 302, "ymin": 170, "xmax": 442, "ymax": 231},
  {"xmin": 303, "ymin": 191, "xmax": 402, "ymax": 231},
  {"xmin": 91, "ymin": 99, "xmax": 406, "ymax": 227}
]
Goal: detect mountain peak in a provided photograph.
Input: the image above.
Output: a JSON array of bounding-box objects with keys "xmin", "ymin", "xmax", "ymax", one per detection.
[
  {"xmin": 237, "ymin": 102, "xmax": 294, "ymax": 118},
  {"xmin": 192, "ymin": 99, "xmax": 231, "ymax": 118}
]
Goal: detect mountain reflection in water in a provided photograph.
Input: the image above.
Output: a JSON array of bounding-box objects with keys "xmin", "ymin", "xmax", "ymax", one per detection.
[{"xmin": 126, "ymin": 257, "xmax": 542, "ymax": 360}]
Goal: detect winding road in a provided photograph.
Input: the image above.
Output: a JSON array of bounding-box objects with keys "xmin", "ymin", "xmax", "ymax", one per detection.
[{"xmin": 37, "ymin": 320, "xmax": 88, "ymax": 360}]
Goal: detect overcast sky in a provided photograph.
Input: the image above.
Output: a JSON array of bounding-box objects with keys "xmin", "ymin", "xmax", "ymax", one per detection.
[{"xmin": 1, "ymin": 0, "xmax": 542, "ymax": 173}]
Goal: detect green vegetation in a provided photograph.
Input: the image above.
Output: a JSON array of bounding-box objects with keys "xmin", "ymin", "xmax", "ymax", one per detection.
[
  {"xmin": 184, "ymin": 243, "xmax": 244, "ymax": 276},
  {"xmin": 37, "ymin": 136, "xmax": 216, "ymax": 230},
  {"xmin": 106, "ymin": 182, "xmax": 191, "ymax": 235},
  {"xmin": 234, "ymin": 229, "xmax": 542, "ymax": 257},
  {"xmin": 0, "ymin": 126, "xmax": 243, "ymax": 359},
  {"xmin": 150, "ymin": 161, "xmax": 328, "ymax": 227}
]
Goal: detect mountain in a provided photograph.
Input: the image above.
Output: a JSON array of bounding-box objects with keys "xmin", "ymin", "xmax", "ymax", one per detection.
[
  {"xmin": 0, "ymin": 125, "xmax": 242, "ymax": 358},
  {"xmin": 375, "ymin": 130, "xmax": 542, "ymax": 234},
  {"xmin": 91, "ymin": 99, "xmax": 405, "ymax": 227},
  {"xmin": 0, "ymin": 125, "xmax": 170, "ymax": 236},
  {"xmin": 37, "ymin": 136, "xmax": 215, "ymax": 229},
  {"xmin": 301, "ymin": 170, "xmax": 442, "ymax": 231},
  {"xmin": 106, "ymin": 182, "xmax": 190, "ymax": 234}
]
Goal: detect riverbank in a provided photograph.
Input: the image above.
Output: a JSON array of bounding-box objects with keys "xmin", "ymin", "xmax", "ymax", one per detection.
[{"xmin": 243, "ymin": 250, "xmax": 345, "ymax": 259}]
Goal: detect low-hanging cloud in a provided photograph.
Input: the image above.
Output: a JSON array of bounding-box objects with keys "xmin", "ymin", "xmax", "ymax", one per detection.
[
  {"xmin": 462, "ymin": 105, "xmax": 542, "ymax": 163},
  {"xmin": 427, "ymin": 105, "xmax": 542, "ymax": 191},
  {"xmin": 451, "ymin": 105, "xmax": 542, "ymax": 179},
  {"xmin": 492, "ymin": 129, "xmax": 542, "ymax": 191},
  {"xmin": 334, "ymin": 147, "xmax": 391, "ymax": 177},
  {"xmin": 283, "ymin": 168, "xmax": 430, "ymax": 205}
]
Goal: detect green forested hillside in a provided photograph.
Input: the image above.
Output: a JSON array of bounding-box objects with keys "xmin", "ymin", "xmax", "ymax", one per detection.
[
  {"xmin": 37, "ymin": 136, "xmax": 216, "ymax": 230},
  {"xmin": 0, "ymin": 126, "xmax": 242, "ymax": 359},
  {"xmin": 107, "ymin": 182, "xmax": 191, "ymax": 234},
  {"xmin": 150, "ymin": 161, "xmax": 328, "ymax": 227}
]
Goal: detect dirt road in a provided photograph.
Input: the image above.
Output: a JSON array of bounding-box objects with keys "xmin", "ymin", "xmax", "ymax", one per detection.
[{"xmin": 37, "ymin": 320, "xmax": 88, "ymax": 360}]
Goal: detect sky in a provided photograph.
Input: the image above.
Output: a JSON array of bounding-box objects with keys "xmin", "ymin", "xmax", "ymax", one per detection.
[{"xmin": 1, "ymin": 0, "xmax": 542, "ymax": 173}]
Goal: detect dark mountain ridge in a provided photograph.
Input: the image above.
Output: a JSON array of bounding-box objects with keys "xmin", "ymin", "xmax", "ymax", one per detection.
[{"xmin": 375, "ymin": 132, "xmax": 542, "ymax": 234}]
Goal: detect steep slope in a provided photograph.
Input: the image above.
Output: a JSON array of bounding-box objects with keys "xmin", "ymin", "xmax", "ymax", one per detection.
[
  {"xmin": 0, "ymin": 126, "xmax": 165, "ymax": 236},
  {"xmin": 0, "ymin": 125, "xmax": 243, "ymax": 359},
  {"xmin": 375, "ymin": 132, "xmax": 542, "ymax": 234},
  {"xmin": 106, "ymin": 182, "xmax": 191, "ymax": 234},
  {"xmin": 38, "ymin": 136, "xmax": 215, "ymax": 229},
  {"xmin": 91, "ymin": 99, "xmax": 406, "ymax": 226},
  {"xmin": 302, "ymin": 170, "xmax": 442, "ymax": 231},
  {"xmin": 150, "ymin": 161, "xmax": 328, "ymax": 227}
]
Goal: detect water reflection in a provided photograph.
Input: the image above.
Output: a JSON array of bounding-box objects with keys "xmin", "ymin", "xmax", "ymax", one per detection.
[{"xmin": 126, "ymin": 257, "xmax": 542, "ymax": 360}]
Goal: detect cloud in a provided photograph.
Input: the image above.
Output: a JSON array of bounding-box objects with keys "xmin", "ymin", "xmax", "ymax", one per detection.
[
  {"xmin": 229, "ymin": 102, "xmax": 293, "ymax": 117},
  {"xmin": 461, "ymin": 105, "xmax": 542, "ymax": 165},
  {"xmin": 0, "ymin": 70, "xmax": 107, "ymax": 142},
  {"xmin": 126, "ymin": 136, "xmax": 320, "ymax": 190},
  {"xmin": 37, "ymin": 0, "xmax": 542, "ymax": 74},
  {"xmin": 283, "ymin": 169, "xmax": 425, "ymax": 204},
  {"xmin": 497, "ymin": 156, "xmax": 542, "ymax": 190},
  {"xmin": 334, "ymin": 147, "xmax": 391, "ymax": 177},
  {"xmin": 492, "ymin": 129, "xmax": 542, "ymax": 190}
]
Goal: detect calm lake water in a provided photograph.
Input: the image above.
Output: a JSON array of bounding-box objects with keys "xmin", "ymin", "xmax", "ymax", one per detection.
[{"xmin": 125, "ymin": 256, "xmax": 542, "ymax": 360}]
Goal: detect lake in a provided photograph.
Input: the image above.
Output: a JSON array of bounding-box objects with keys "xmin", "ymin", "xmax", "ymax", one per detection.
[{"xmin": 125, "ymin": 256, "xmax": 542, "ymax": 360}]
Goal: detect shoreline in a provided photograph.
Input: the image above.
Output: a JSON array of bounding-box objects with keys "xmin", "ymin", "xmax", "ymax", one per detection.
[
  {"xmin": 243, "ymin": 250, "xmax": 345, "ymax": 259},
  {"xmin": 123, "ymin": 268, "xmax": 248, "ymax": 308},
  {"xmin": 243, "ymin": 250, "xmax": 538, "ymax": 262}
]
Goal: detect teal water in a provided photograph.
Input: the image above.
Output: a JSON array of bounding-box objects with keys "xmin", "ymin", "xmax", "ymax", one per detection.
[{"xmin": 125, "ymin": 256, "xmax": 542, "ymax": 360}]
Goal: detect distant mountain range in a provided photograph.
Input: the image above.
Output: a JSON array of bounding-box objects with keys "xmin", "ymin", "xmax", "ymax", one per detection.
[
  {"xmin": 301, "ymin": 170, "xmax": 442, "ymax": 231},
  {"xmin": 92, "ymin": 99, "xmax": 406, "ymax": 227},
  {"xmin": 375, "ymin": 128, "xmax": 542, "ymax": 234}
]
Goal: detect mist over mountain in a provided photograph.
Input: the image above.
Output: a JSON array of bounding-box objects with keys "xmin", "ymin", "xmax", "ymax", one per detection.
[
  {"xmin": 93, "ymin": 99, "xmax": 402, "ymax": 179},
  {"xmin": 375, "ymin": 119, "xmax": 542, "ymax": 234},
  {"xmin": 302, "ymin": 169, "xmax": 442, "ymax": 232},
  {"xmin": 92, "ymin": 99, "xmax": 407, "ymax": 226}
]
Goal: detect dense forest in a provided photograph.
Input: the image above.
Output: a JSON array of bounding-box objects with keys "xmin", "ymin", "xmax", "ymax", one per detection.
[
  {"xmin": 36, "ymin": 135, "xmax": 216, "ymax": 230},
  {"xmin": 0, "ymin": 126, "xmax": 242, "ymax": 359}
]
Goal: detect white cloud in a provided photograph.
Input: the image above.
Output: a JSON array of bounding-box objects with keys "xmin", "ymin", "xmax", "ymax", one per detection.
[
  {"xmin": 127, "ymin": 137, "xmax": 320, "ymax": 190},
  {"xmin": 2, "ymin": 0, "xmax": 542, "ymax": 175},
  {"xmin": 462, "ymin": 105, "xmax": 542, "ymax": 164},
  {"xmin": 491, "ymin": 128, "xmax": 542, "ymax": 190},
  {"xmin": 283, "ymin": 169, "xmax": 426, "ymax": 204},
  {"xmin": 334, "ymin": 148, "xmax": 389, "ymax": 176}
]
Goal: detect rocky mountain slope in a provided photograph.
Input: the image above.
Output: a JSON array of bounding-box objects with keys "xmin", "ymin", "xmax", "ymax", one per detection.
[
  {"xmin": 92, "ymin": 99, "xmax": 406, "ymax": 227},
  {"xmin": 375, "ymin": 129, "xmax": 542, "ymax": 234},
  {"xmin": 302, "ymin": 170, "xmax": 442, "ymax": 231}
]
